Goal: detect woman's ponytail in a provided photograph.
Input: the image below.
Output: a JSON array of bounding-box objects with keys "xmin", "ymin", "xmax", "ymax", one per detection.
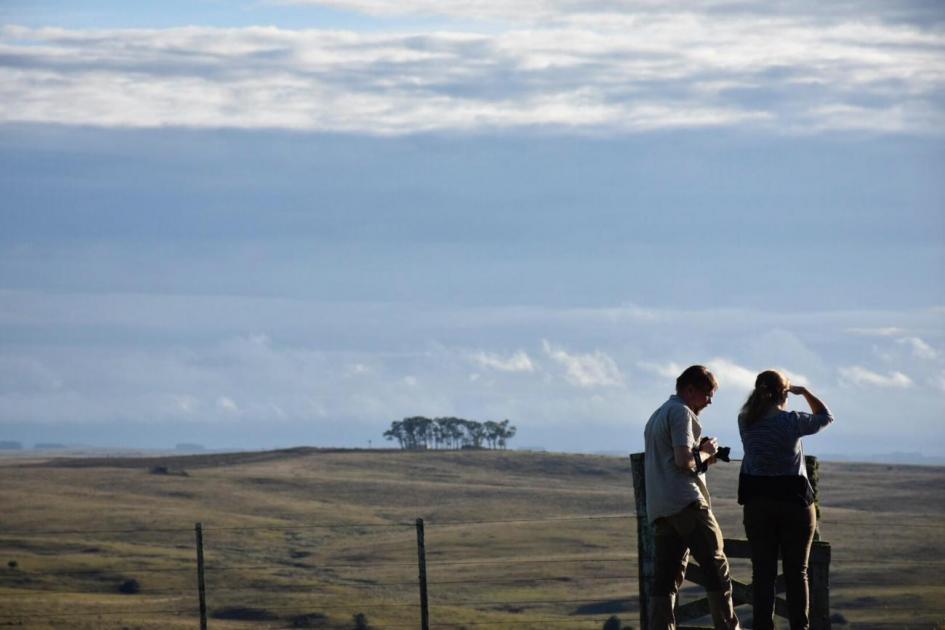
[{"xmin": 740, "ymin": 370, "xmax": 790, "ymax": 426}]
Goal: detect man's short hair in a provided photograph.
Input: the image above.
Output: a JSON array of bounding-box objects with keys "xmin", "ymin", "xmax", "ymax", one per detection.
[{"xmin": 676, "ymin": 365, "xmax": 718, "ymax": 394}]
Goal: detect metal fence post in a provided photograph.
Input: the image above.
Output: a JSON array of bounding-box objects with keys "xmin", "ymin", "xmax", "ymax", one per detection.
[
  {"xmin": 416, "ymin": 518, "xmax": 430, "ymax": 630},
  {"xmin": 195, "ymin": 522, "xmax": 208, "ymax": 630}
]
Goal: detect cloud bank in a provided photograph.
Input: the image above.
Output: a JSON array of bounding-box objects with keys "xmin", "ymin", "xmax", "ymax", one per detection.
[
  {"xmin": 839, "ymin": 366, "xmax": 914, "ymax": 389},
  {"xmin": 542, "ymin": 340, "xmax": 624, "ymax": 388},
  {"xmin": 2, "ymin": 2, "xmax": 943, "ymax": 134},
  {"xmin": 471, "ymin": 350, "xmax": 536, "ymax": 372},
  {"xmin": 2, "ymin": 291, "xmax": 942, "ymax": 452}
]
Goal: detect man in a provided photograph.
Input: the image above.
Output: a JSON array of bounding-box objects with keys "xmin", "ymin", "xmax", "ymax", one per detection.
[{"xmin": 643, "ymin": 365, "xmax": 740, "ymax": 629}]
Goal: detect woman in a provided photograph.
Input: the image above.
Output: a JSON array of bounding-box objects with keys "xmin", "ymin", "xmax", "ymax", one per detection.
[{"xmin": 737, "ymin": 370, "xmax": 833, "ymax": 630}]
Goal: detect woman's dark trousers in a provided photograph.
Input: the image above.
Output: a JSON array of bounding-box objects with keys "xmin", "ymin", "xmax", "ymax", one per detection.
[{"xmin": 743, "ymin": 499, "xmax": 816, "ymax": 630}]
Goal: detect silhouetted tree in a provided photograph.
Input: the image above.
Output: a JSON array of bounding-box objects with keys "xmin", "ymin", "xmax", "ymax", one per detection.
[
  {"xmin": 400, "ymin": 416, "xmax": 430, "ymax": 449},
  {"xmin": 384, "ymin": 417, "xmax": 517, "ymax": 450},
  {"xmin": 415, "ymin": 416, "xmax": 434, "ymax": 449},
  {"xmin": 443, "ymin": 417, "xmax": 465, "ymax": 449},
  {"xmin": 432, "ymin": 420, "xmax": 445, "ymax": 449},
  {"xmin": 497, "ymin": 419, "xmax": 516, "ymax": 449},
  {"xmin": 460, "ymin": 419, "xmax": 483, "ymax": 448},
  {"xmin": 383, "ymin": 420, "xmax": 405, "ymax": 449},
  {"xmin": 483, "ymin": 420, "xmax": 500, "ymax": 448}
]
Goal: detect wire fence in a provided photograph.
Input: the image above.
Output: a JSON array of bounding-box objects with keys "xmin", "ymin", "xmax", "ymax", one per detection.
[{"xmin": 1, "ymin": 512, "xmax": 944, "ymax": 630}]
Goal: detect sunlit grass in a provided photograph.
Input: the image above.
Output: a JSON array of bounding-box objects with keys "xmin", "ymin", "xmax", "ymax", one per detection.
[{"xmin": 1, "ymin": 449, "xmax": 943, "ymax": 628}]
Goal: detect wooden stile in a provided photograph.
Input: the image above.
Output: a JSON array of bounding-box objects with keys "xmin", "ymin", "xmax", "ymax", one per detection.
[{"xmin": 630, "ymin": 453, "xmax": 831, "ymax": 629}]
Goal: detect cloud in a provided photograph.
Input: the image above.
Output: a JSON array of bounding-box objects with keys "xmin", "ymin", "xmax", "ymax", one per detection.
[
  {"xmin": 277, "ymin": 0, "xmax": 590, "ymax": 21},
  {"xmin": 933, "ymin": 371, "xmax": 945, "ymax": 393},
  {"xmin": 846, "ymin": 326, "xmax": 907, "ymax": 337},
  {"xmin": 216, "ymin": 395, "xmax": 240, "ymax": 412},
  {"xmin": 345, "ymin": 362, "xmax": 372, "ymax": 376},
  {"xmin": 706, "ymin": 357, "xmax": 757, "ymax": 391},
  {"xmin": 275, "ymin": 0, "xmax": 945, "ymax": 27},
  {"xmin": 777, "ymin": 368, "xmax": 810, "ymax": 388},
  {"xmin": 637, "ymin": 361, "xmax": 683, "ymax": 380},
  {"xmin": 640, "ymin": 358, "xmax": 810, "ymax": 391},
  {"xmin": 0, "ymin": 356, "xmax": 63, "ymax": 394},
  {"xmin": 897, "ymin": 336, "xmax": 938, "ymax": 360},
  {"xmin": 173, "ymin": 394, "xmax": 199, "ymax": 414},
  {"xmin": 542, "ymin": 340, "xmax": 623, "ymax": 388},
  {"xmin": 1, "ymin": 12, "xmax": 942, "ymax": 134},
  {"xmin": 470, "ymin": 350, "xmax": 535, "ymax": 372},
  {"xmin": 1, "ymin": 291, "xmax": 942, "ymax": 455},
  {"xmin": 839, "ymin": 366, "xmax": 913, "ymax": 388}
]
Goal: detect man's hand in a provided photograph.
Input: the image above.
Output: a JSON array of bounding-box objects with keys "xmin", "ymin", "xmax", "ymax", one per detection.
[
  {"xmin": 699, "ymin": 437, "xmax": 718, "ymax": 466},
  {"xmin": 699, "ymin": 437, "xmax": 719, "ymax": 456}
]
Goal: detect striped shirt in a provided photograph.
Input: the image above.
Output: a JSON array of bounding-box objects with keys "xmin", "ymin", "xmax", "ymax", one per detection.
[{"xmin": 739, "ymin": 409, "xmax": 833, "ymax": 477}]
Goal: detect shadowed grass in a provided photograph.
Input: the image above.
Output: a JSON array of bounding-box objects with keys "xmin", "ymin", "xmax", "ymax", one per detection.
[{"xmin": 0, "ymin": 449, "xmax": 943, "ymax": 628}]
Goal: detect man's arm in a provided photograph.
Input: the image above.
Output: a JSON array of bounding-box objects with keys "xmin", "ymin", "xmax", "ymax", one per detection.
[
  {"xmin": 668, "ymin": 405, "xmax": 718, "ymax": 473},
  {"xmin": 674, "ymin": 439, "xmax": 718, "ymax": 473},
  {"xmin": 674, "ymin": 446, "xmax": 694, "ymax": 471}
]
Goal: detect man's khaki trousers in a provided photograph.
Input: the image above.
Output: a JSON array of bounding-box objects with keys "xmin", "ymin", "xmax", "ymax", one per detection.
[{"xmin": 650, "ymin": 501, "xmax": 740, "ymax": 630}]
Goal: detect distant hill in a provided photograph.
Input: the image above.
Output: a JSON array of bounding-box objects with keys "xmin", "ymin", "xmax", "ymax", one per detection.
[
  {"xmin": 819, "ymin": 451, "xmax": 945, "ymax": 466},
  {"xmin": 0, "ymin": 448, "xmax": 943, "ymax": 627}
]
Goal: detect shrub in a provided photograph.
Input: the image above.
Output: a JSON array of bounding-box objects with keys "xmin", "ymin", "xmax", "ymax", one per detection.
[
  {"xmin": 118, "ymin": 579, "xmax": 140, "ymax": 594},
  {"xmin": 7, "ymin": 560, "xmax": 17, "ymax": 569},
  {"xmin": 211, "ymin": 607, "xmax": 278, "ymax": 621},
  {"xmin": 603, "ymin": 616, "xmax": 622, "ymax": 630},
  {"xmin": 148, "ymin": 465, "xmax": 188, "ymax": 476},
  {"xmin": 353, "ymin": 612, "xmax": 371, "ymax": 630},
  {"xmin": 289, "ymin": 612, "xmax": 328, "ymax": 627}
]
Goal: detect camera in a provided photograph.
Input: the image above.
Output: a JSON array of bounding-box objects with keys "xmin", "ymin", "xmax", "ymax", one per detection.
[{"xmin": 699, "ymin": 437, "xmax": 731, "ymax": 463}]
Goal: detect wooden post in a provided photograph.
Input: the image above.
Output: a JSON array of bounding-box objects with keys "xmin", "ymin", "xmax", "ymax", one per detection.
[
  {"xmin": 805, "ymin": 455, "xmax": 821, "ymax": 541},
  {"xmin": 631, "ymin": 451, "xmax": 830, "ymax": 629},
  {"xmin": 415, "ymin": 518, "xmax": 430, "ymax": 630},
  {"xmin": 809, "ymin": 542, "xmax": 831, "ymax": 629},
  {"xmin": 797, "ymin": 456, "xmax": 832, "ymax": 629},
  {"xmin": 630, "ymin": 453, "xmax": 653, "ymax": 630},
  {"xmin": 195, "ymin": 522, "xmax": 208, "ymax": 630},
  {"xmin": 805, "ymin": 455, "xmax": 830, "ymax": 627}
]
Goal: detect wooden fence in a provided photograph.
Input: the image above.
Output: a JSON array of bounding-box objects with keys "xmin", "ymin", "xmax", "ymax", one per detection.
[{"xmin": 630, "ymin": 453, "xmax": 831, "ymax": 630}]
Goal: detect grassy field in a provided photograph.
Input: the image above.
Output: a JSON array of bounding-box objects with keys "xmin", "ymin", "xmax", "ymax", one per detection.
[{"xmin": 0, "ymin": 448, "xmax": 942, "ymax": 629}]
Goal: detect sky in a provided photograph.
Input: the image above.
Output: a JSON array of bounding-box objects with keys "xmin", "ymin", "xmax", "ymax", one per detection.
[{"xmin": 1, "ymin": 1, "xmax": 943, "ymax": 458}]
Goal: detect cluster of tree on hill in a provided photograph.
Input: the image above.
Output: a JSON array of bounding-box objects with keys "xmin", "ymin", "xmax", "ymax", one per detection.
[{"xmin": 383, "ymin": 417, "xmax": 517, "ymax": 450}]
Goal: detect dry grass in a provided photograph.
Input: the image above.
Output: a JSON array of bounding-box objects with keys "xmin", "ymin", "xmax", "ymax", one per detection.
[{"xmin": 0, "ymin": 449, "xmax": 942, "ymax": 629}]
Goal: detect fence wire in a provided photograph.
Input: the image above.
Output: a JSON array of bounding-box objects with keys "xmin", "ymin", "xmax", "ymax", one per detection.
[{"xmin": 1, "ymin": 514, "xmax": 944, "ymax": 629}]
